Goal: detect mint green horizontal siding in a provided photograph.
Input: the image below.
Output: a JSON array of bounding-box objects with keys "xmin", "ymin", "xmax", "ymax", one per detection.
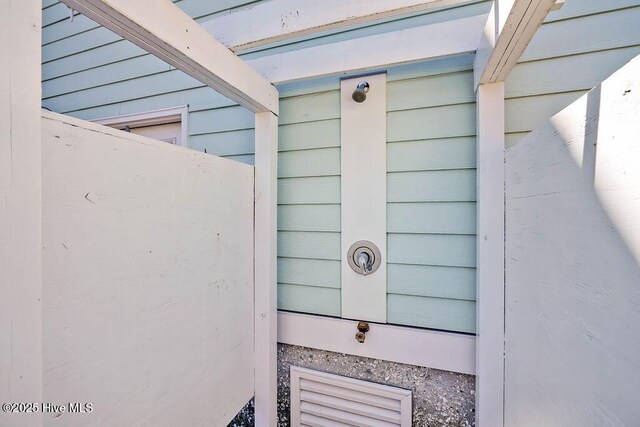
[
  {"xmin": 388, "ymin": 170, "xmax": 477, "ymax": 202},
  {"xmin": 387, "ymin": 103, "xmax": 476, "ymax": 142},
  {"xmin": 388, "ymin": 203, "xmax": 476, "ymax": 235},
  {"xmin": 275, "ymin": 88, "xmax": 342, "ymax": 315},
  {"xmin": 388, "ymin": 136, "xmax": 476, "ymax": 172},
  {"xmin": 277, "ymin": 232, "xmax": 340, "ymax": 261},
  {"xmin": 278, "ymin": 205, "xmax": 340, "ymax": 232},
  {"xmin": 386, "ymin": 67, "xmax": 477, "ymax": 333},
  {"xmin": 388, "ymin": 264, "xmax": 476, "ymax": 300},
  {"xmin": 388, "ymin": 234, "xmax": 476, "ymax": 268},
  {"xmin": 278, "ymin": 284, "xmax": 341, "ymax": 317},
  {"xmin": 278, "ymin": 148, "xmax": 340, "ymax": 178},
  {"xmin": 41, "ymin": 0, "xmax": 492, "ymax": 330},
  {"xmin": 505, "ymin": 2, "xmax": 640, "ymax": 148},
  {"xmin": 388, "ymin": 295, "xmax": 476, "ymax": 333},
  {"xmin": 278, "ymin": 177, "xmax": 340, "ymax": 205},
  {"xmin": 278, "ymin": 258, "xmax": 341, "ymax": 289}
]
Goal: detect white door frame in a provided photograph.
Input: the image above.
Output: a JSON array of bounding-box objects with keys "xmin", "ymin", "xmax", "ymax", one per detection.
[{"xmin": 91, "ymin": 105, "xmax": 189, "ymax": 147}]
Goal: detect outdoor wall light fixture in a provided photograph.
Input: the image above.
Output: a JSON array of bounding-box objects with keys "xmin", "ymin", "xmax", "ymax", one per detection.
[{"xmin": 352, "ymin": 81, "xmax": 370, "ymax": 103}]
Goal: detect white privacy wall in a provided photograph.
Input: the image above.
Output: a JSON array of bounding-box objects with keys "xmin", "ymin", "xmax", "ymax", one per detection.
[
  {"xmin": 504, "ymin": 55, "xmax": 640, "ymax": 425},
  {"xmin": 42, "ymin": 112, "xmax": 255, "ymax": 426}
]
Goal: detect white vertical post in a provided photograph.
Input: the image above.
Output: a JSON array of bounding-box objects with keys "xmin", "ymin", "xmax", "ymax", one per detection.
[
  {"xmin": 254, "ymin": 111, "xmax": 279, "ymax": 426},
  {"xmin": 0, "ymin": 1, "xmax": 43, "ymax": 425},
  {"xmin": 475, "ymin": 82, "xmax": 505, "ymax": 427}
]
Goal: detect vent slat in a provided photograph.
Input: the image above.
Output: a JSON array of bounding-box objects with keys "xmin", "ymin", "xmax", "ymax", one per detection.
[
  {"xmin": 292, "ymin": 367, "xmax": 412, "ymax": 427},
  {"xmin": 300, "ymin": 412, "xmax": 353, "ymax": 427},
  {"xmin": 300, "ymin": 378, "xmax": 401, "ymax": 411},
  {"xmin": 301, "ymin": 390, "xmax": 401, "ymax": 423},
  {"xmin": 301, "ymin": 401, "xmax": 399, "ymax": 427}
]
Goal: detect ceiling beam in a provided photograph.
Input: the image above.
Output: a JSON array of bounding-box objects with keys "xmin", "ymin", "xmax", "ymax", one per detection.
[
  {"xmin": 61, "ymin": 0, "xmax": 278, "ymax": 114},
  {"xmin": 247, "ymin": 14, "xmax": 487, "ymax": 84},
  {"xmin": 201, "ymin": 0, "xmax": 476, "ymax": 52},
  {"xmin": 473, "ymin": 0, "xmax": 561, "ymax": 88}
]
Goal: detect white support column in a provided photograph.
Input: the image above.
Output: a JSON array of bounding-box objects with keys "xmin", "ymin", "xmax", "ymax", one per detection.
[
  {"xmin": 254, "ymin": 111, "xmax": 279, "ymax": 427},
  {"xmin": 0, "ymin": 1, "xmax": 42, "ymax": 425},
  {"xmin": 475, "ymin": 82, "xmax": 506, "ymax": 427}
]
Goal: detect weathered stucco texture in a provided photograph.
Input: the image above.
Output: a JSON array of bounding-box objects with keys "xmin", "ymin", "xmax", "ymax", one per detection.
[{"xmin": 277, "ymin": 343, "xmax": 475, "ymax": 426}]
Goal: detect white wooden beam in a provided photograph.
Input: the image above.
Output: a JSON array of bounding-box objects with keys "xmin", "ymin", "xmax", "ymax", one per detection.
[
  {"xmin": 202, "ymin": 0, "xmax": 475, "ymax": 52},
  {"xmin": 0, "ymin": 1, "xmax": 43, "ymax": 425},
  {"xmin": 278, "ymin": 312, "xmax": 476, "ymax": 375},
  {"xmin": 475, "ymin": 82, "xmax": 506, "ymax": 427},
  {"xmin": 474, "ymin": 0, "xmax": 557, "ymax": 87},
  {"xmin": 248, "ymin": 14, "xmax": 487, "ymax": 84},
  {"xmin": 60, "ymin": 0, "xmax": 278, "ymax": 114},
  {"xmin": 254, "ymin": 112, "xmax": 279, "ymax": 427}
]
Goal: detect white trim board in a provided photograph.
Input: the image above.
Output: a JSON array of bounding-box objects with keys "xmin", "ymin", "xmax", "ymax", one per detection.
[
  {"xmin": 340, "ymin": 74, "xmax": 388, "ymax": 323},
  {"xmin": 202, "ymin": 0, "xmax": 476, "ymax": 52},
  {"xmin": 0, "ymin": 0, "xmax": 43, "ymax": 421},
  {"xmin": 60, "ymin": 0, "xmax": 278, "ymax": 114},
  {"xmin": 247, "ymin": 14, "xmax": 487, "ymax": 84},
  {"xmin": 475, "ymin": 82, "xmax": 506, "ymax": 426},
  {"xmin": 278, "ymin": 312, "xmax": 476, "ymax": 375},
  {"xmin": 254, "ymin": 111, "xmax": 279, "ymax": 426},
  {"xmin": 474, "ymin": 0, "xmax": 559, "ymax": 87},
  {"xmin": 92, "ymin": 106, "xmax": 189, "ymax": 148}
]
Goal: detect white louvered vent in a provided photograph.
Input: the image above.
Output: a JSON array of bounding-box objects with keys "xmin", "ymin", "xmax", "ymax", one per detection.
[{"xmin": 290, "ymin": 366, "xmax": 412, "ymax": 427}]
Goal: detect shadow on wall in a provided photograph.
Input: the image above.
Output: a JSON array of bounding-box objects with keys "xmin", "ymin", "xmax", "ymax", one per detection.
[{"xmin": 504, "ymin": 55, "xmax": 640, "ymax": 426}]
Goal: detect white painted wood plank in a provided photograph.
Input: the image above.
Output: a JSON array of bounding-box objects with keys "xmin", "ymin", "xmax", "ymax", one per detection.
[
  {"xmin": 255, "ymin": 111, "xmax": 279, "ymax": 427},
  {"xmin": 201, "ymin": 0, "xmax": 475, "ymax": 52},
  {"xmin": 248, "ymin": 14, "xmax": 487, "ymax": 84},
  {"xmin": 341, "ymin": 74, "xmax": 387, "ymax": 323},
  {"xmin": 475, "ymin": 82, "xmax": 505, "ymax": 427},
  {"xmin": 0, "ymin": 1, "xmax": 43, "ymax": 425},
  {"xmin": 278, "ymin": 312, "xmax": 476, "ymax": 374},
  {"xmin": 474, "ymin": 0, "xmax": 557, "ymax": 87},
  {"xmin": 505, "ymin": 54, "xmax": 640, "ymax": 426},
  {"xmin": 41, "ymin": 111, "xmax": 255, "ymax": 426},
  {"xmin": 59, "ymin": 0, "xmax": 278, "ymax": 114}
]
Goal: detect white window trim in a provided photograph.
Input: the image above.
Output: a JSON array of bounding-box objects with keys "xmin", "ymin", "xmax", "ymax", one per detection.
[
  {"xmin": 278, "ymin": 311, "xmax": 476, "ymax": 375},
  {"xmin": 91, "ymin": 106, "xmax": 189, "ymax": 148}
]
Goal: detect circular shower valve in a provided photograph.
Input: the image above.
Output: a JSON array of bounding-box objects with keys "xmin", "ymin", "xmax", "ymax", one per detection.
[{"xmin": 347, "ymin": 240, "xmax": 381, "ymax": 276}]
